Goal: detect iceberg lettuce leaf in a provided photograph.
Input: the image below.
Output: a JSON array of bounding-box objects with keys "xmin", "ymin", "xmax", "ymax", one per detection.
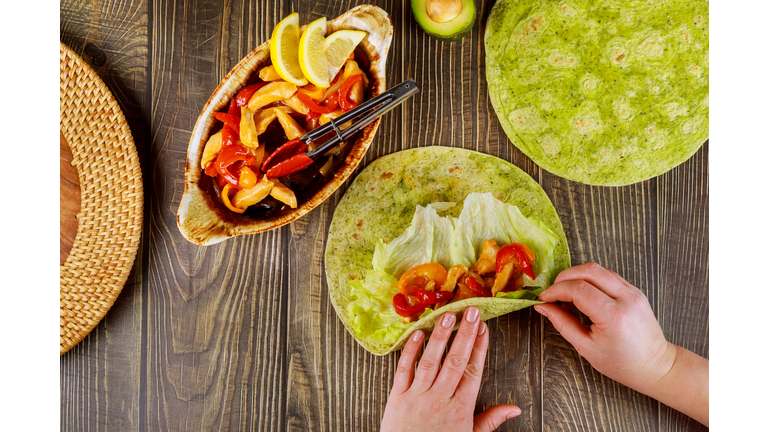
[
  {"xmin": 346, "ymin": 193, "xmax": 559, "ymax": 341},
  {"xmin": 345, "ymin": 271, "xmax": 410, "ymax": 345},
  {"xmin": 451, "ymin": 193, "xmax": 560, "ymax": 288},
  {"xmin": 372, "ymin": 203, "xmax": 457, "ymax": 278}
]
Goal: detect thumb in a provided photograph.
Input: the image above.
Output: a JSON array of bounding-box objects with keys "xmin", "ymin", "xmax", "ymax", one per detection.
[{"xmin": 473, "ymin": 404, "xmax": 520, "ymax": 432}]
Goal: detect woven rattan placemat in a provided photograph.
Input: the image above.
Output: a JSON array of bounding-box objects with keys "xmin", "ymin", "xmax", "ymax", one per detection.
[{"xmin": 60, "ymin": 42, "xmax": 143, "ymax": 355}]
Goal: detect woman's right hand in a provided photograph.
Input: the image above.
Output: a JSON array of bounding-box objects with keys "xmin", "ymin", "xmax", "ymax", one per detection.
[
  {"xmin": 534, "ymin": 262, "xmax": 709, "ymax": 426},
  {"xmin": 534, "ymin": 262, "xmax": 674, "ymax": 391}
]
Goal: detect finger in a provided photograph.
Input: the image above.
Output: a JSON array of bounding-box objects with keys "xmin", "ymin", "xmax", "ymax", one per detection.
[
  {"xmin": 553, "ymin": 262, "xmax": 627, "ymax": 298},
  {"xmin": 473, "ymin": 404, "xmax": 521, "ymax": 432},
  {"xmin": 390, "ymin": 330, "xmax": 423, "ymax": 395},
  {"xmin": 432, "ymin": 306, "xmax": 482, "ymax": 394},
  {"xmin": 410, "ymin": 312, "xmax": 456, "ymax": 394},
  {"xmin": 605, "ymin": 269, "xmax": 649, "ymax": 300},
  {"xmin": 453, "ymin": 320, "xmax": 489, "ymax": 401},
  {"xmin": 537, "ymin": 279, "xmax": 616, "ymax": 324},
  {"xmin": 534, "ymin": 303, "xmax": 593, "ymax": 350},
  {"xmin": 606, "ymin": 269, "xmax": 633, "ymax": 288},
  {"xmin": 561, "ymin": 301, "xmax": 575, "ymax": 311}
]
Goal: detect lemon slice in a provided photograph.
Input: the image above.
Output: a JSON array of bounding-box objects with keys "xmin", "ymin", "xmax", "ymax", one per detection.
[
  {"xmin": 323, "ymin": 30, "xmax": 367, "ymax": 80},
  {"xmin": 270, "ymin": 13, "xmax": 308, "ymax": 86},
  {"xmin": 298, "ymin": 17, "xmax": 330, "ymax": 88}
]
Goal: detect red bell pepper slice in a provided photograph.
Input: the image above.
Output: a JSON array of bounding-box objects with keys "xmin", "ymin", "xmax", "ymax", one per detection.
[
  {"xmin": 466, "ymin": 276, "xmax": 491, "ymax": 298},
  {"xmin": 216, "ymin": 173, "xmax": 230, "ymax": 190},
  {"xmin": 228, "ymin": 82, "xmax": 267, "ymax": 115},
  {"xmin": 204, "ymin": 162, "xmax": 218, "ymax": 178},
  {"xmin": 221, "ymin": 125, "xmax": 238, "ymax": 148},
  {"xmin": 261, "ymin": 138, "xmax": 307, "ymax": 172},
  {"xmin": 323, "ymin": 93, "xmax": 339, "ymax": 111},
  {"xmin": 303, "ymin": 93, "xmax": 339, "ymax": 123},
  {"xmin": 216, "ymin": 166, "xmax": 240, "ymax": 189},
  {"xmin": 295, "ymin": 92, "xmax": 335, "ymax": 114},
  {"xmin": 215, "ymin": 144, "xmax": 251, "ymax": 188},
  {"xmin": 339, "ymin": 74, "xmax": 363, "ymax": 112},
  {"xmin": 413, "ymin": 287, "xmax": 454, "ymax": 305},
  {"xmin": 496, "ymin": 243, "xmax": 536, "ymax": 280},
  {"xmin": 265, "ymin": 153, "xmax": 313, "ymax": 179},
  {"xmin": 214, "ymin": 112, "xmax": 241, "ymax": 135},
  {"xmin": 392, "ymin": 293, "xmax": 427, "ymax": 318},
  {"xmin": 245, "ymin": 156, "xmax": 259, "ymax": 168},
  {"xmin": 305, "ymin": 110, "xmax": 321, "ymax": 122}
]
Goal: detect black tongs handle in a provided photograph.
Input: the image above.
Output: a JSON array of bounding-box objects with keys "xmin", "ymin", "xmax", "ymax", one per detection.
[{"xmin": 304, "ymin": 78, "xmax": 419, "ymax": 158}]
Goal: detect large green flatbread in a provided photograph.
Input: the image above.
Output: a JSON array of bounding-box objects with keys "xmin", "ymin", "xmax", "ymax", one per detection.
[
  {"xmin": 325, "ymin": 147, "xmax": 570, "ymax": 355},
  {"xmin": 486, "ymin": 0, "xmax": 709, "ymax": 185}
]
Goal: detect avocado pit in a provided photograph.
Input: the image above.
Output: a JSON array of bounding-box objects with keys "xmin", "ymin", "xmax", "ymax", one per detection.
[
  {"xmin": 426, "ymin": 0, "xmax": 463, "ymax": 23},
  {"xmin": 412, "ymin": 0, "xmax": 476, "ymax": 41}
]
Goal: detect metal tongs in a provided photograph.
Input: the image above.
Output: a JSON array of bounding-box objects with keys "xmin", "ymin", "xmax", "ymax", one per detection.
[{"xmin": 261, "ymin": 78, "xmax": 419, "ymax": 178}]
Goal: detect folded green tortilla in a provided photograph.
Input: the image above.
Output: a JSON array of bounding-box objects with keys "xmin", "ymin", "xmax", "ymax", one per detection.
[
  {"xmin": 325, "ymin": 147, "xmax": 570, "ymax": 355},
  {"xmin": 485, "ymin": 0, "xmax": 709, "ymax": 185}
]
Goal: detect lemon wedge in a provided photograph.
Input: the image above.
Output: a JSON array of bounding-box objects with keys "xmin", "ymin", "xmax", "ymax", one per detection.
[
  {"xmin": 323, "ymin": 30, "xmax": 367, "ymax": 81},
  {"xmin": 298, "ymin": 17, "xmax": 330, "ymax": 87},
  {"xmin": 270, "ymin": 13, "xmax": 308, "ymax": 86}
]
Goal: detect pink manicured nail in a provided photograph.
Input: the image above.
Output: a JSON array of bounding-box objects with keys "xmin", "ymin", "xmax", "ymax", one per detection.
[
  {"xmin": 441, "ymin": 314, "xmax": 455, "ymax": 328},
  {"xmin": 478, "ymin": 322, "xmax": 487, "ymax": 336},
  {"xmin": 466, "ymin": 307, "xmax": 479, "ymax": 323},
  {"xmin": 534, "ymin": 305, "xmax": 548, "ymax": 317},
  {"xmin": 411, "ymin": 330, "xmax": 423, "ymax": 342}
]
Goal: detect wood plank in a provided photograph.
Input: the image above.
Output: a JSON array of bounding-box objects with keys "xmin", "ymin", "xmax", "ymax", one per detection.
[
  {"xmin": 145, "ymin": 0, "xmax": 291, "ymax": 430},
  {"xmin": 59, "ymin": 0, "xmax": 149, "ymax": 430},
  {"xmin": 145, "ymin": 232, "xmax": 288, "ymax": 431},
  {"xmin": 657, "ymin": 141, "xmax": 709, "ymax": 432},
  {"xmin": 60, "ymin": 274, "xmax": 146, "ymax": 431},
  {"xmin": 396, "ymin": 1, "xmax": 546, "ymax": 430},
  {"xmin": 540, "ymin": 172, "xmax": 661, "ymax": 431},
  {"xmin": 284, "ymin": 0, "xmax": 545, "ymax": 429},
  {"xmin": 281, "ymin": 1, "xmax": 402, "ymax": 430},
  {"xmin": 470, "ymin": 1, "xmax": 543, "ymax": 431}
]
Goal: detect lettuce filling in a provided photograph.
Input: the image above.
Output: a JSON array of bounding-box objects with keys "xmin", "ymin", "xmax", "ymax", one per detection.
[{"xmin": 345, "ymin": 193, "xmax": 559, "ymax": 343}]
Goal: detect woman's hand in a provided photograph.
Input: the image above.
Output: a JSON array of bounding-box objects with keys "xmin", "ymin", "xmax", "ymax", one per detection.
[
  {"xmin": 534, "ymin": 262, "xmax": 709, "ymax": 426},
  {"xmin": 534, "ymin": 262, "xmax": 673, "ymax": 391},
  {"xmin": 380, "ymin": 307, "xmax": 521, "ymax": 432}
]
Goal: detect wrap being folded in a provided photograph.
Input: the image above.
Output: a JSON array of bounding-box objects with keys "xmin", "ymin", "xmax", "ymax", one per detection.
[{"xmin": 325, "ymin": 147, "xmax": 570, "ymax": 355}]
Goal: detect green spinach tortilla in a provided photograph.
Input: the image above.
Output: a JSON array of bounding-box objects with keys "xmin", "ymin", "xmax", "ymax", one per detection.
[
  {"xmin": 325, "ymin": 147, "xmax": 570, "ymax": 355},
  {"xmin": 485, "ymin": 0, "xmax": 709, "ymax": 185}
]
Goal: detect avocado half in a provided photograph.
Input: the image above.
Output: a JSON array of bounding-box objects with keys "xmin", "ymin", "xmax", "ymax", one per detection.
[{"xmin": 411, "ymin": 0, "xmax": 476, "ymax": 41}]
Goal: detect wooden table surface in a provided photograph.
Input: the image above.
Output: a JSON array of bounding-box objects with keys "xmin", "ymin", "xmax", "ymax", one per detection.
[{"xmin": 60, "ymin": 1, "xmax": 709, "ymax": 431}]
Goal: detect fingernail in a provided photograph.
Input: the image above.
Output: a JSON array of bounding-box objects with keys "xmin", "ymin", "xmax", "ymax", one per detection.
[
  {"xmin": 534, "ymin": 305, "xmax": 548, "ymax": 317},
  {"xmin": 441, "ymin": 313, "xmax": 455, "ymax": 328},
  {"xmin": 478, "ymin": 322, "xmax": 487, "ymax": 335},
  {"xmin": 466, "ymin": 307, "xmax": 479, "ymax": 323},
  {"xmin": 411, "ymin": 330, "xmax": 423, "ymax": 342},
  {"xmin": 506, "ymin": 408, "xmax": 521, "ymax": 419}
]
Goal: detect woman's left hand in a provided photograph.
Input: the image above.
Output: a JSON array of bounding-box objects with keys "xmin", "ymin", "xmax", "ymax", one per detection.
[{"xmin": 380, "ymin": 306, "xmax": 521, "ymax": 432}]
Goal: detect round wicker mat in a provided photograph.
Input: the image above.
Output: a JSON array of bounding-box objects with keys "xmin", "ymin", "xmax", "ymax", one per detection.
[{"xmin": 60, "ymin": 42, "xmax": 143, "ymax": 355}]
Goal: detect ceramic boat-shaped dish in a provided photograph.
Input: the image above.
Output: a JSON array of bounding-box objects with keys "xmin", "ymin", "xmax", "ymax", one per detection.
[{"xmin": 177, "ymin": 5, "xmax": 393, "ymax": 245}]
